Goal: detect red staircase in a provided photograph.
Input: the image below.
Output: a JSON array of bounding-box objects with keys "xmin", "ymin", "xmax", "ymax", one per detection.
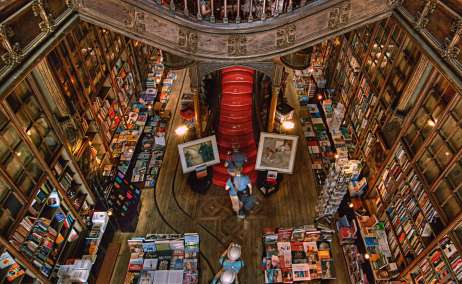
[{"xmin": 212, "ymin": 66, "xmax": 258, "ymax": 187}]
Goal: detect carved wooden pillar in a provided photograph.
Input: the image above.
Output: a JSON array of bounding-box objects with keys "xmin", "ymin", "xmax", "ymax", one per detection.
[
  {"xmin": 193, "ymin": 88, "xmax": 202, "ymax": 137},
  {"xmin": 267, "ymin": 64, "xmax": 283, "ymax": 132},
  {"xmin": 189, "ymin": 65, "xmax": 202, "ymax": 137}
]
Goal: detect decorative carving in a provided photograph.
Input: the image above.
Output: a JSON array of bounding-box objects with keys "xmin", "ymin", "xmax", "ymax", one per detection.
[
  {"xmin": 124, "ymin": 8, "xmax": 135, "ymax": 27},
  {"xmin": 415, "ymin": 0, "xmax": 437, "ymax": 31},
  {"xmin": 135, "ymin": 11, "xmax": 146, "ymax": 33},
  {"xmin": 65, "ymin": 0, "xmax": 82, "ymax": 9},
  {"xmin": 276, "ymin": 24, "xmax": 296, "ymax": 48},
  {"xmin": 0, "ymin": 24, "xmax": 22, "ymax": 66},
  {"xmin": 387, "ymin": 0, "xmax": 403, "ymax": 8},
  {"xmin": 327, "ymin": 1, "xmax": 352, "ymax": 29},
  {"xmin": 228, "ymin": 34, "xmax": 247, "ymax": 56},
  {"xmin": 178, "ymin": 28, "xmax": 198, "ymax": 52},
  {"xmin": 32, "ymin": 0, "xmax": 55, "ymax": 33}
]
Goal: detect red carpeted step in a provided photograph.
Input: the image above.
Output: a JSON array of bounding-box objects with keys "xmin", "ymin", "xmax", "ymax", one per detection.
[
  {"xmin": 222, "ymin": 85, "xmax": 253, "ymax": 95},
  {"xmin": 221, "ymin": 95, "xmax": 253, "ymax": 107},
  {"xmin": 218, "ymin": 138, "xmax": 255, "ymax": 150},
  {"xmin": 220, "ymin": 105, "xmax": 253, "ymax": 113},
  {"xmin": 213, "ymin": 66, "xmax": 257, "ymax": 188}
]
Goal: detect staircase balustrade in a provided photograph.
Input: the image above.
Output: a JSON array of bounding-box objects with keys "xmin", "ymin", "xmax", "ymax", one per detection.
[{"xmin": 156, "ymin": 0, "xmax": 317, "ymax": 24}]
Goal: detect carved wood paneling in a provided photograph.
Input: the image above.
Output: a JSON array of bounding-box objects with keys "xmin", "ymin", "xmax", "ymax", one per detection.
[
  {"xmin": 0, "ymin": 1, "xmax": 74, "ymax": 83},
  {"xmin": 401, "ymin": 0, "xmax": 427, "ymax": 20},
  {"xmin": 76, "ymin": 0, "xmax": 392, "ymax": 63},
  {"xmin": 398, "ymin": 0, "xmax": 462, "ymax": 77}
]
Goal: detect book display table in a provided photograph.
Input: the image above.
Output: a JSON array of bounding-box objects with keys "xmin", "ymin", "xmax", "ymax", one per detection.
[
  {"xmin": 125, "ymin": 233, "xmax": 200, "ymax": 284},
  {"xmin": 262, "ymin": 225, "xmax": 336, "ymax": 283}
]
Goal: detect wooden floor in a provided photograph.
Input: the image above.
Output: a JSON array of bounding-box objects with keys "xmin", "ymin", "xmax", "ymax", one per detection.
[{"xmin": 109, "ymin": 69, "xmax": 349, "ymax": 284}]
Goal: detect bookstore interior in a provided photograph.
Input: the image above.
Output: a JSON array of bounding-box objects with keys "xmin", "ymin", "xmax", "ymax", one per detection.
[{"xmin": 1, "ymin": 1, "xmax": 462, "ymax": 284}]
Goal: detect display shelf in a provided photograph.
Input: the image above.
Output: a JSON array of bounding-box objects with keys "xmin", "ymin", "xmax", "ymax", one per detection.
[
  {"xmin": 57, "ymin": 211, "xmax": 109, "ymax": 283},
  {"xmin": 355, "ymin": 214, "xmax": 399, "ymax": 281},
  {"xmin": 124, "ymin": 233, "xmax": 200, "ymax": 283},
  {"xmin": 262, "ymin": 225, "xmax": 336, "ymax": 283}
]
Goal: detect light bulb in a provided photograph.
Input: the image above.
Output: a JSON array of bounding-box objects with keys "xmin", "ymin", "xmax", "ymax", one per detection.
[
  {"xmin": 282, "ymin": 121, "xmax": 295, "ymax": 130},
  {"xmin": 175, "ymin": 125, "xmax": 188, "ymax": 136}
]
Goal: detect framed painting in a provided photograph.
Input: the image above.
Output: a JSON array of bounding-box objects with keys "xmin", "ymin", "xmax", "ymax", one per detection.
[
  {"xmin": 256, "ymin": 132, "xmax": 298, "ymax": 173},
  {"xmin": 178, "ymin": 135, "xmax": 220, "ymax": 173}
]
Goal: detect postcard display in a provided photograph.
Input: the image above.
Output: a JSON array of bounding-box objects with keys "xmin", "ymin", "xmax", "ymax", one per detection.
[
  {"xmin": 125, "ymin": 233, "xmax": 200, "ymax": 284},
  {"xmin": 262, "ymin": 226, "xmax": 336, "ymax": 283},
  {"xmin": 316, "ymin": 158, "xmax": 361, "ymax": 219},
  {"xmin": 57, "ymin": 212, "xmax": 109, "ymax": 282}
]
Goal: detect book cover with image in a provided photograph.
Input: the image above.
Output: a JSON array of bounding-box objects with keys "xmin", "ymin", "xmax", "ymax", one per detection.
[
  {"xmin": 292, "ymin": 263, "xmax": 311, "ymax": 281},
  {"xmin": 277, "ymin": 242, "xmax": 292, "ymax": 268}
]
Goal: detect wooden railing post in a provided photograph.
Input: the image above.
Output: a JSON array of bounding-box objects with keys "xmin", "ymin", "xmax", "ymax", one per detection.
[
  {"xmin": 223, "ymin": 0, "xmax": 228, "ymax": 23},
  {"xmin": 184, "ymin": 0, "xmax": 189, "ymax": 16},
  {"xmin": 236, "ymin": 0, "xmax": 241, "ymax": 23},
  {"xmin": 197, "ymin": 0, "xmax": 202, "ymax": 20},
  {"xmin": 262, "ymin": 0, "xmax": 266, "ymax": 20},
  {"xmin": 169, "ymin": 0, "xmax": 175, "ymax": 14},
  {"xmin": 210, "ymin": 0, "xmax": 215, "ymax": 22},
  {"xmin": 248, "ymin": 0, "xmax": 253, "ymax": 22}
]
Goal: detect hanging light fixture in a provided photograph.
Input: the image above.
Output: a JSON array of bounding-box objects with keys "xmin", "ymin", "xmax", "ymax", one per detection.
[
  {"xmin": 162, "ymin": 51, "xmax": 195, "ymax": 70},
  {"xmin": 280, "ymin": 47, "xmax": 313, "ymax": 70}
]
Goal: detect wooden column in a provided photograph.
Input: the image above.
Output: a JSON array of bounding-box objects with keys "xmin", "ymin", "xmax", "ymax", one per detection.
[
  {"xmin": 193, "ymin": 88, "xmax": 202, "ymax": 137},
  {"xmin": 267, "ymin": 63, "xmax": 283, "ymax": 132},
  {"xmin": 189, "ymin": 64, "xmax": 201, "ymax": 137},
  {"xmin": 267, "ymin": 86, "xmax": 280, "ymax": 132},
  {"xmin": 0, "ymin": 236, "xmax": 51, "ymax": 284}
]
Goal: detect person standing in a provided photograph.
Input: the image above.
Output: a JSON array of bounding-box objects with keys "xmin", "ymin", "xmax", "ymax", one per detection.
[{"xmin": 225, "ymin": 171, "xmax": 254, "ymax": 218}]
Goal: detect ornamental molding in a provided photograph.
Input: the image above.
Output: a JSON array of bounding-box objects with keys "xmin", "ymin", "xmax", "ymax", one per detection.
[{"xmin": 76, "ymin": 0, "xmax": 392, "ymax": 63}]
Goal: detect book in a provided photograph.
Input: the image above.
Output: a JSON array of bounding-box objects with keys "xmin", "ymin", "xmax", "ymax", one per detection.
[
  {"xmin": 265, "ymin": 269, "xmax": 283, "ymax": 283},
  {"xmin": 291, "ymin": 242, "xmax": 307, "ymax": 264},
  {"xmin": 277, "ymin": 242, "xmax": 292, "ymax": 268},
  {"xmin": 292, "ymin": 263, "xmax": 311, "ymax": 281}
]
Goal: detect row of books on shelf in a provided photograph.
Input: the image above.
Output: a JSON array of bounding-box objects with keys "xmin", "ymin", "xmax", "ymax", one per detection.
[
  {"xmin": 57, "ymin": 212, "xmax": 109, "ymax": 283},
  {"xmin": 262, "ymin": 225, "xmax": 335, "ymax": 283},
  {"xmin": 125, "ymin": 233, "xmax": 199, "ymax": 284},
  {"xmin": 411, "ymin": 235, "xmax": 462, "ymax": 283},
  {"xmin": 54, "ymin": 151, "xmax": 92, "ymax": 217}
]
